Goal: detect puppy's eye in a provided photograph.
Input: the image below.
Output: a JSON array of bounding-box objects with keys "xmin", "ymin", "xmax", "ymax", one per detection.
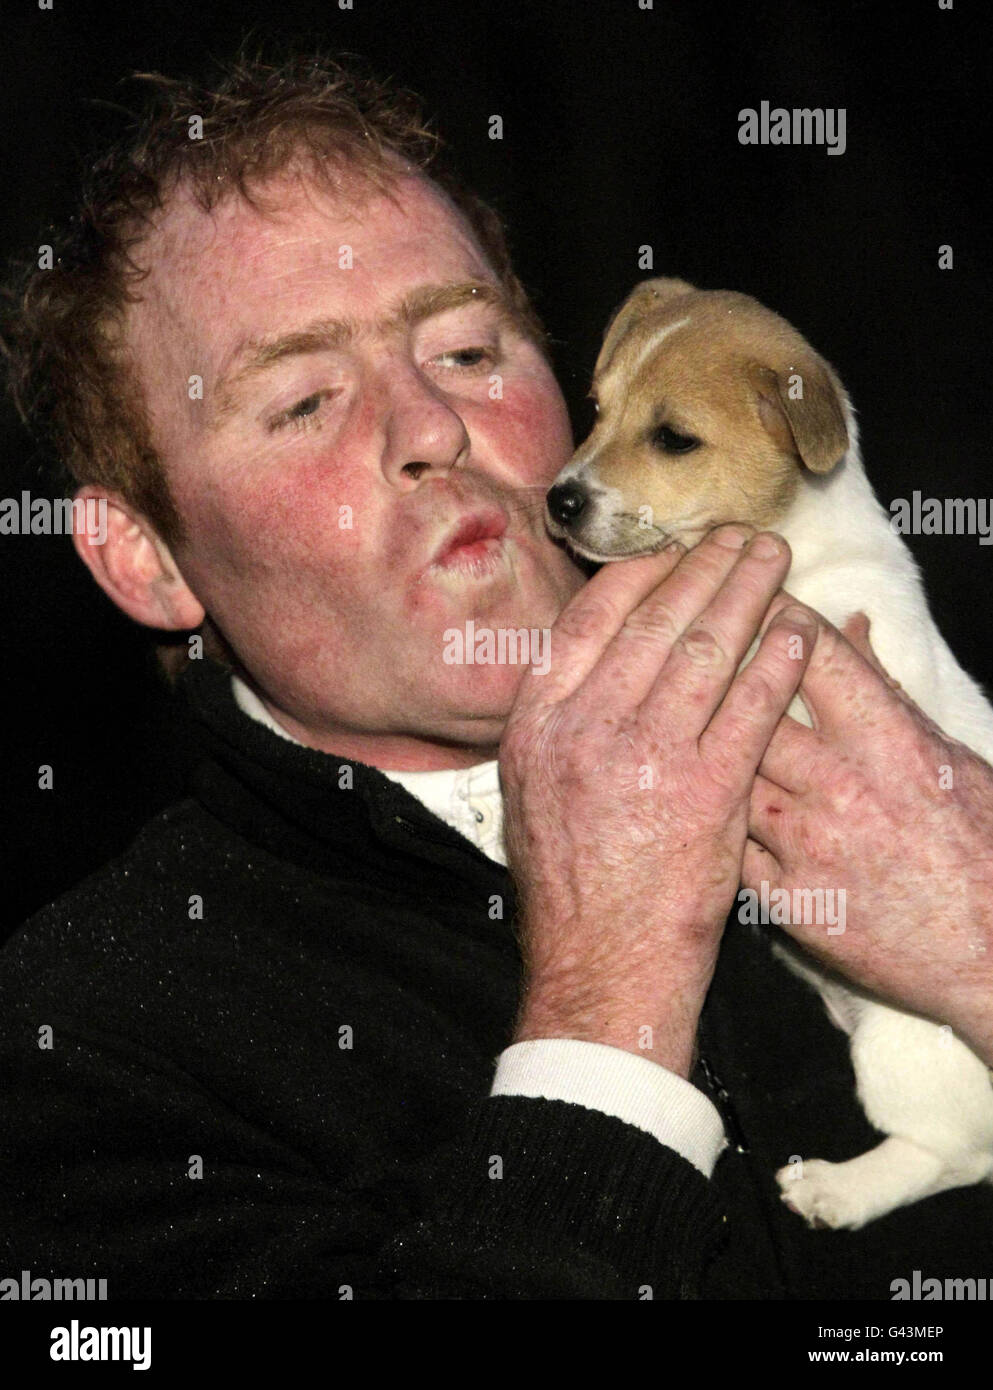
[{"xmin": 652, "ymin": 424, "xmax": 700, "ymax": 454}]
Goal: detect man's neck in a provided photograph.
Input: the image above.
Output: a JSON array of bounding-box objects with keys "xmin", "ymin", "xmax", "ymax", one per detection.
[{"xmin": 230, "ymin": 674, "xmax": 500, "ymax": 771}]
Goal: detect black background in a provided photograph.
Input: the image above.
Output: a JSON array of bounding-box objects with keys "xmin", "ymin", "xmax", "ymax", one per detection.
[{"xmin": 1, "ymin": 0, "xmax": 988, "ymax": 937}]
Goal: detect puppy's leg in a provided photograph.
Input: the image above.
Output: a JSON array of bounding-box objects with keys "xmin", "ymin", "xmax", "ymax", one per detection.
[{"xmin": 777, "ymin": 1003, "xmax": 993, "ymax": 1229}]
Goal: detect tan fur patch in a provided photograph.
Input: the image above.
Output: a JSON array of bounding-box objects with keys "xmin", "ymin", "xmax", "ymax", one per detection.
[{"xmin": 559, "ymin": 283, "xmax": 848, "ymax": 558}]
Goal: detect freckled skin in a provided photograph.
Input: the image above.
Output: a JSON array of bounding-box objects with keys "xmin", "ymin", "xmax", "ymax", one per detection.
[{"xmin": 125, "ymin": 170, "xmax": 584, "ymax": 767}]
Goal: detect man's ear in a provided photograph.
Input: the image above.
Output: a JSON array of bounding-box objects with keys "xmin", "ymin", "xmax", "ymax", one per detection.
[
  {"xmin": 596, "ymin": 276, "xmax": 697, "ymax": 375},
  {"xmin": 748, "ymin": 353, "xmax": 849, "ymax": 474},
  {"xmin": 71, "ymin": 487, "xmax": 205, "ymax": 631}
]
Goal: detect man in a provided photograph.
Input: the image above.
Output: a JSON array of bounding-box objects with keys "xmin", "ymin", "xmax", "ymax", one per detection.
[{"xmin": 2, "ymin": 50, "xmax": 992, "ymax": 1300}]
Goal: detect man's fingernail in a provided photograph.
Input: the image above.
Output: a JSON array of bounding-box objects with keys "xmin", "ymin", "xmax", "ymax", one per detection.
[
  {"xmin": 712, "ymin": 525, "xmax": 751, "ymax": 549},
  {"xmin": 749, "ymin": 532, "xmax": 784, "ymax": 558}
]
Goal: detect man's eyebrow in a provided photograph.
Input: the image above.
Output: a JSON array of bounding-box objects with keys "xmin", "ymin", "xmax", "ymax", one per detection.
[{"xmin": 210, "ymin": 280, "xmax": 521, "ymax": 424}]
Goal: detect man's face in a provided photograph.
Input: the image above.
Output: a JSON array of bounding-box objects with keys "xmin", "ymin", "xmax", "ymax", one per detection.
[{"xmin": 126, "ymin": 166, "xmax": 583, "ymax": 765}]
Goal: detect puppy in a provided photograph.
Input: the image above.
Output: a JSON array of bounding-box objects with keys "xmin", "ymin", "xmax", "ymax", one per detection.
[{"xmin": 546, "ymin": 277, "xmax": 993, "ymax": 1229}]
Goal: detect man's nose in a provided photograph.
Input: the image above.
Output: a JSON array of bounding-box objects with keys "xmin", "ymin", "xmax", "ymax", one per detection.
[
  {"xmin": 546, "ymin": 480, "xmax": 589, "ymax": 527},
  {"xmin": 379, "ymin": 363, "xmax": 471, "ymax": 484}
]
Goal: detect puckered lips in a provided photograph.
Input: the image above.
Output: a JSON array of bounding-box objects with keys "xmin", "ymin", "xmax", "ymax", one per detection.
[{"xmin": 425, "ymin": 509, "xmax": 509, "ymax": 573}]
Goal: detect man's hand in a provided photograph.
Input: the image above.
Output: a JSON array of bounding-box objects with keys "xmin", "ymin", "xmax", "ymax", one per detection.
[
  {"xmin": 499, "ymin": 525, "xmax": 816, "ymax": 1078},
  {"xmin": 745, "ymin": 603, "xmax": 993, "ymax": 1065}
]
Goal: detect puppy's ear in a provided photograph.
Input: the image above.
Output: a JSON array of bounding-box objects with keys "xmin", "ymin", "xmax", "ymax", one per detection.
[
  {"xmin": 597, "ymin": 277, "xmax": 696, "ymax": 373},
  {"xmin": 748, "ymin": 354, "xmax": 849, "ymax": 474}
]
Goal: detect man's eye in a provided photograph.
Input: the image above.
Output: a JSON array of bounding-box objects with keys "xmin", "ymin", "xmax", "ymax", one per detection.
[
  {"xmin": 431, "ymin": 347, "xmax": 494, "ymax": 371},
  {"xmin": 651, "ymin": 424, "xmax": 700, "ymax": 454},
  {"xmin": 271, "ymin": 393, "xmax": 328, "ymax": 433}
]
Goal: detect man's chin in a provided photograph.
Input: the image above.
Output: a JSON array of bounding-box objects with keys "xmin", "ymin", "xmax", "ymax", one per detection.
[{"xmin": 423, "ymin": 657, "xmax": 531, "ymax": 734}]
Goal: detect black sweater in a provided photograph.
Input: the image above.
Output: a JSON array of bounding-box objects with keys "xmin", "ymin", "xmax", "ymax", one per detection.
[{"xmin": 1, "ymin": 658, "xmax": 991, "ymax": 1299}]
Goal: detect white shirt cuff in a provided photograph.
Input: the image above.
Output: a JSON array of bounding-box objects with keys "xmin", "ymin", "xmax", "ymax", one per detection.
[{"xmin": 490, "ymin": 1039, "xmax": 728, "ymax": 1178}]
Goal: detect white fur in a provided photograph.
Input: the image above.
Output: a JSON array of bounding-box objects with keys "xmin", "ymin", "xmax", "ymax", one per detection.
[
  {"xmin": 556, "ymin": 321, "xmax": 993, "ymax": 1227},
  {"xmin": 628, "ymin": 316, "xmax": 693, "ymax": 378},
  {"xmin": 761, "ymin": 396, "xmax": 993, "ymax": 1229}
]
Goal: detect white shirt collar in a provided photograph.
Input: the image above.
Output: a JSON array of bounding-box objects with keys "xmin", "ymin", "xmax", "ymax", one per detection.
[{"xmin": 231, "ymin": 674, "xmax": 507, "ymax": 865}]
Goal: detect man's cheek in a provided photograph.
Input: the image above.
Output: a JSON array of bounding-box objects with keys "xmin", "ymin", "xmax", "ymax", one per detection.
[
  {"xmin": 210, "ymin": 464, "xmax": 371, "ymax": 573},
  {"xmin": 486, "ymin": 376, "xmax": 572, "ymax": 483}
]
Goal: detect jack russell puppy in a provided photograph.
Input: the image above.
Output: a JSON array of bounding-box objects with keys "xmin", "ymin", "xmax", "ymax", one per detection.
[{"xmin": 545, "ymin": 277, "xmax": 993, "ymax": 1230}]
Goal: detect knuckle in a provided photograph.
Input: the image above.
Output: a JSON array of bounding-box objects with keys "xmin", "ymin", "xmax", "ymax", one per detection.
[
  {"xmin": 623, "ymin": 600, "xmax": 683, "ymax": 645},
  {"xmin": 705, "ymin": 523, "xmax": 757, "ymax": 550},
  {"xmin": 676, "ymin": 624, "xmax": 728, "ymax": 667},
  {"xmin": 797, "ymin": 815, "xmax": 839, "ymax": 867},
  {"xmin": 698, "ymin": 729, "xmax": 749, "ymax": 789},
  {"xmin": 831, "ymin": 766, "xmax": 871, "ymax": 816},
  {"xmin": 738, "ymin": 667, "xmax": 784, "ymax": 714},
  {"xmin": 555, "ymin": 597, "xmax": 618, "ymax": 643}
]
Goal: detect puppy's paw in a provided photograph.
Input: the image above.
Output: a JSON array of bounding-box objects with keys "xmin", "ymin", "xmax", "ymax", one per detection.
[{"xmin": 775, "ymin": 1158, "xmax": 868, "ymax": 1231}]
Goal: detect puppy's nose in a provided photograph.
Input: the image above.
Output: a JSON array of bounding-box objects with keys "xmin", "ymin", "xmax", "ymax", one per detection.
[{"xmin": 546, "ymin": 481, "xmax": 589, "ymax": 527}]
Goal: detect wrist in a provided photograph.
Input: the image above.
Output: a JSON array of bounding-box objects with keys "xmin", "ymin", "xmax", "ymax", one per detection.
[{"xmin": 512, "ymin": 1001, "xmax": 698, "ymax": 1079}]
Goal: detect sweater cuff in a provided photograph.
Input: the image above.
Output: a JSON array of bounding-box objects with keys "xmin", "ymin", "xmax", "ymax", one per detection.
[
  {"xmin": 393, "ymin": 1094, "xmax": 728, "ymax": 1298},
  {"xmin": 491, "ymin": 1039, "xmax": 727, "ymax": 1177}
]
